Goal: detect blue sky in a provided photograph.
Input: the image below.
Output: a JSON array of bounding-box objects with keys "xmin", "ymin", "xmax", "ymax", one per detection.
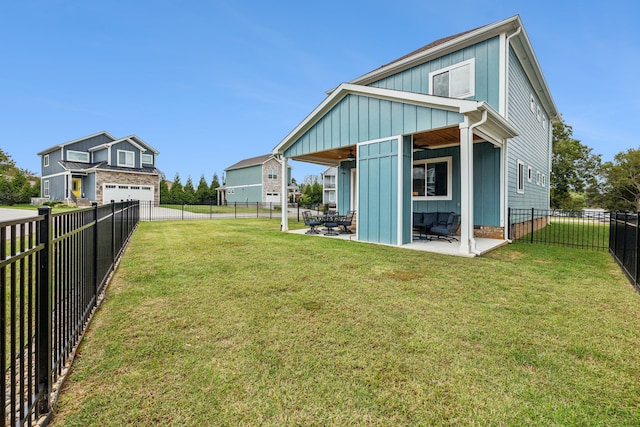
[{"xmin": 2, "ymin": 1, "xmax": 638, "ymax": 183}]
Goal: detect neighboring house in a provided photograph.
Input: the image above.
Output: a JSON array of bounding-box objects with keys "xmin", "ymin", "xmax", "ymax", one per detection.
[
  {"xmin": 38, "ymin": 131, "xmax": 161, "ymax": 205},
  {"xmin": 273, "ymin": 15, "xmax": 559, "ymax": 256},
  {"xmin": 218, "ymin": 154, "xmax": 294, "ymax": 204},
  {"xmin": 321, "ymin": 167, "xmax": 337, "ymax": 208}
]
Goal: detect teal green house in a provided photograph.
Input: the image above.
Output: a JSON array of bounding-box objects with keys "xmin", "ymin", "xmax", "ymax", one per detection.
[
  {"xmin": 273, "ymin": 15, "xmax": 558, "ymax": 256},
  {"xmin": 220, "ymin": 154, "xmax": 293, "ymax": 204}
]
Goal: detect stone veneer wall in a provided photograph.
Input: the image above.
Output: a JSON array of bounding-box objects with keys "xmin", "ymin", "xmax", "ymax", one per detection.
[
  {"xmin": 262, "ymin": 158, "xmax": 282, "ymax": 201},
  {"xmin": 95, "ymin": 171, "xmax": 159, "ymax": 205}
]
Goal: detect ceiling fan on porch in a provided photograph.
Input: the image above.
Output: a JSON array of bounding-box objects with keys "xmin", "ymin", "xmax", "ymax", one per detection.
[{"xmin": 346, "ymin": 149, "xmax": 355, "ymax": 160}]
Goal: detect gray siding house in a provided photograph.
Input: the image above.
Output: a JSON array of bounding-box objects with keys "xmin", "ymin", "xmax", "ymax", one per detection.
[
  {"xmin": 274, "ymin": 15, "xmax": 558, "ymax": 256},
  {"xmin": 219, "ymin": 154, "xmax": 294, "ymax": 204},
  {"xmin": 38, "ymin": 131, "xmax": 161, "ymax": 205}
]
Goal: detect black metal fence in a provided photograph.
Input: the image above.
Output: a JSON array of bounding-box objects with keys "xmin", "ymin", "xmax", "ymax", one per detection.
[
  {"xmin": 508, "ymin": 208, "xmax": 610, "ymax": 251},
  {"xmin": 137, "ymin": 201, "xmax": 314, "ymax": 222},
  {"xmin": 609, "ymin": 212, "xmax": 640, "ymax": 293},
  {"xmin": 1, "ymin": 200, "xmax": 139, "ymax": 426}
]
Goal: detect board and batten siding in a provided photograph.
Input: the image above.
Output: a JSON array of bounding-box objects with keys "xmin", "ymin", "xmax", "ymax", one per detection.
[
  {"xmin": 284, "ymin": 94, "xmax": 463, "ymax": 158},
  {"xmin": 506, "ymin": 46, "xmax": 551, "ymax": 213},
  {"xmin": 368, "ymin": 37, "xmax": 501, "ymax": 111}
]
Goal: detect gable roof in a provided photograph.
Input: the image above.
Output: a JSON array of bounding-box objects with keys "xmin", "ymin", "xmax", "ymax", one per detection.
[
  {"xmin": 58, "ymin": 160, "xmax": 160, "ymax": 175},
  {"xmin": 225, "ymin": 154, "xmax": 278, "ymax": 172},
  {"xmin": 37, "ymin": 131, "xmax": 117, "ymax": 156},
  {"xmin": 344, "ymin": 15, "xmax": 558, "ymax": 119},
  {"xmin": 37, "ymin": 131, "xmax": 160, "ymax": 156}
]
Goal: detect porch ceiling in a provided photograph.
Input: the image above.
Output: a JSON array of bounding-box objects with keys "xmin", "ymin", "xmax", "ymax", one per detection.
[{"xmin": 287, "ymin": 126, "xmax": 486, "ymax": 166}]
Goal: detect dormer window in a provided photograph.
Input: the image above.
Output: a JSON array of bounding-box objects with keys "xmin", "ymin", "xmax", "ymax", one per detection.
[
  {"xmin": 67, "ymin": 150, "xmax": 89, "ymax": 163},
  {"xmin": 141, "ymin": 153, "xmax": 153, "ymax": 165},
  {"xmin": 118, "ymin": 150, "xmax": 135, "ymax": 167},
  {"xmin": 43, "ymin": 154, "xmax": 49, "ymax": 167},
  {"xmin": 429, "ymin": 58, "xmax": 475, "ymax": 99}
]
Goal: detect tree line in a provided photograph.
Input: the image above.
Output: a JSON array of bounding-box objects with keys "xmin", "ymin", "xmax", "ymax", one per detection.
[
  {"xmin": 0, "ymin": 149, "xmax": 40, "ymax": 205},
  {"xmin": 159, "ymin": 173, "xmax": 221, "ymax": 204},
  {"xmin": 551, "ymin": 120, "xmax": 640, "ymax": 211}
]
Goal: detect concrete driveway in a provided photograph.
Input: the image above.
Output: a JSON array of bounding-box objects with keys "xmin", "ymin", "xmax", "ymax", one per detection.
[{"xmin": 0, "ymin": 208, "xmax": 39, "ymax": 223}]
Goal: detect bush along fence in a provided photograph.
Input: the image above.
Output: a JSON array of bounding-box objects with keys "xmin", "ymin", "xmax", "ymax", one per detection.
[
  {"xmin": 609, "ymin": 212, "xmax": 640, "ymax": 293},
  {"xmin": 508, "ymin": 208, "xmax": 610, "ymax": 251},
  {"xmin": 1, "ymin": 200, "xmax": 139, "ymax": 426}
]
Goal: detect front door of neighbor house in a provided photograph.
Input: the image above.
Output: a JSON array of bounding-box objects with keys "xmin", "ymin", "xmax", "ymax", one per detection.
[{"xmin": 71, "ymin": 178, "xmax": 82, "ymax": 199}]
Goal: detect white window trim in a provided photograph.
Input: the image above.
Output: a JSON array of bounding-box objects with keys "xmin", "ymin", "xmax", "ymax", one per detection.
[
  {"xmin": 428, "ymin": 58, "xmax": 475, "ymax": 99},
  {"xmin": 117, "ymin": 150, "xmax": 135, "ymax": 168},
  {"xmin": 542, "ymin": 174, "xmax": 546, "ymax": 187},
  {"xmin": 536, "ymin": 171, "xmax": 541, "ymax": 185},
  {"xmin": 517, "ymin": 160, "xmax": 525, "ymax": 194},
  {"xmin": 141, "ymin": 153, "xmax": 153, "ymax": 164},
  {"xmin": 413, "ymin": 156, "xmax": 453, "ymax": 201},
  {"xmin": 67, "ymin": 150, "xmax": 90, "ymax": 163},
  {"xmin": 527, "ymin": 166, "xmax": 533, "ymax": 182},
  {"xmin": 43, "ymin": 180, "xmax": 50, "ymax": 197},
  {"xmin": 43, "ymin": 154, "xmax": 49, "ymax": 167}
]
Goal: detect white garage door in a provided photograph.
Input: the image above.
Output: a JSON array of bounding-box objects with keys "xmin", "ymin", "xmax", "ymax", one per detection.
[
  {"xmin": 103, "ymin": 184, "xmax": 154, "ymax": 203},
  {"xmin": 265, "ymin": 192, "xmax": 280, "ymax": 203}
]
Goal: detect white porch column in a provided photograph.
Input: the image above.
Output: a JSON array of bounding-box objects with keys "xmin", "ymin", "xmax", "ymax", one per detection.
[
  {"xmin": 459, "ymin": 119, "xmax": 475, "ymax": 255},
  {"xmin": 280, "ymin": 156, "xmax": 289, "ymax": 232}
]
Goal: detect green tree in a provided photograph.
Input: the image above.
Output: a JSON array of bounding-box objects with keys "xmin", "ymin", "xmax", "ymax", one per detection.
[
  {"xmin": 183, "ymin": 176, "xmax": 196, "ymax": 204},
  {"xmin": 601, "ymin": 148, "xmax": 640, "ymax": 211},
  {"xmin": 159, "ymin": 178, "xmax": 170, "ymax": 204},
  {"xmin": 209, "ymin": 173, "xmax": 220, "ymax": 204},
  {"xmin": 195, "ymin": 175, "xmax": 210, "ymax": 203},
  {"xmin": 169, "ymin": 173, "xmax": 185, "ymax": 204},
  {"xmin": 298, "ymin": 175, "xmax": 322, "ymax": 207},
  {"xmin": 550, "ymin": 120, "xmax": 601, "ymax": 209}
]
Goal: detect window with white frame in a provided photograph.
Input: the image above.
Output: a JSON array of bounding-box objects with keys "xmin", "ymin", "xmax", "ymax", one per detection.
[
  {"xmin": 536, "ymin": 171, "xmax": 541, "ymax": 185},
  {"xmin": 413, "ymin": 157, "xmax": 452, "ymax": 200},
  {"xmin": 141, "ymin": 153, "xmax": 153, "ymax": 164},
  {"xmin": 527, "ymin": 166, "xmax": 533, "ymax": 182},
  {"xmin": 542, "ymin": 174, "xmax": 546, "ymax": 187},
  {"xmin": 67, "ymin": 150, "xmax": 89, "ymax": 162},
  {"xmin": 517, "ymin": 161, "xmax": 525, "ymax": 194},
  {"xmin": 43, "ymin": 180, "xmax": 49, "ymax": 197},
  {"xmin": 43, "ymin": 154, "xmax": 49, "ymax": 167},
  {"xmin": 267, "ymin": 169, "xmax": 277, "ymax": 179},
  {"xmin": 429, "ymin": 59, "xmax": 475, "ymax": 99},
  {"xmin": 117, "ymin": 150, "xmax": 135, "ymax": 167}
]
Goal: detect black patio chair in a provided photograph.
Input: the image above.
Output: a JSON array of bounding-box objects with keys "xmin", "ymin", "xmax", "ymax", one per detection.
[
  {"xmin": 428, "ymin": 213, "xmax": 460, "ymax": 242},
  {"xmin": 322, "ymin": 214, "xmax": 340, "ymax": 236},
  {"xmin": 302, "ymin": 211, "xmax": 322, "ymax": 234},
  {"xmin": 337, "ymin": 210, "xmax": 355, "ymax": 234}
]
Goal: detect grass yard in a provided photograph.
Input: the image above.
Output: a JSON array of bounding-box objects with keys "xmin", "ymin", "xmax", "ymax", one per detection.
[{"xmin": 51, "ymin": 219, "xmax": 640, "ymax": 426}]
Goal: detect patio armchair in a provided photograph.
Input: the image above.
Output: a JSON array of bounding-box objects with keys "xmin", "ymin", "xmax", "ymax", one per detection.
[
  {"xmin": 302, "ymin": 211, "xmax": 322, "ymax": 234},
  {"xmin": 428, "ymin": 213, "xmax": 461, "ymax": 242},
  {"xmin": 337, "ymin": 210, "xmax": 355, "ymax": 234}
]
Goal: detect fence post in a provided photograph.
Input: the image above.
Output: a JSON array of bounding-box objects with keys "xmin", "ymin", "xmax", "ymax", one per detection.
[
  {"xmin": 92, "ymin": 203, "xmax": 99, "ymax": 306},
  {"xmin": 530, "ymin": 208, "xmax": 535, "ymax": 243},
  {"xmin": 111, "ymin": 201, "xmax": 116, "ymax": 265},
  {"xmin": 507, "ymin": 208, "xmax": 511, "ymax": 240},
  {"xmin": 234, "ymin": 202, "xmax": 237, "ymax": 219},
  {"xmin": 636, "ymin": 212, "xmax": 640, "ymax": 289},
  {"xmin": 35, "ymin": 206, "xmax": 52, "ymax": 416},
  {"xmin": 257, "ymin": 202, "xmax": 259, "ymax": 218}
]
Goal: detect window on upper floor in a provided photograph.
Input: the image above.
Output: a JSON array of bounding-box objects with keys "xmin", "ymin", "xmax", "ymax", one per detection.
[
  {"xmin": 412, "ymin": 157, "xmax": 452, "ymax": 200},
  {"xmin": 117, "ymin": 150, "xmax": 135, "ymax": 167},
  {"xmin": 67, "ymin": 150, "xmax": 90, "ymax": 163},
  {"xmin": 43, "ymin": 154, "xmax": 49, "ymax": 167},
  {"xmin": 267, "ymin": 169, "xmax": 277, "ymax": 180},
  {"xmin": 527, "ymin": 166, "xmax": 533, "ymax": 182},
  {"xmin": 517, "ymin": 161, "xmax": 525, "ymax": 194},
  {"xmin": 141, "ymin": 153, "xmax": 153, "ymax": 164},
  {"xmin": 429, "ymin": 59, "xmax": 475, "ymax": 99}
]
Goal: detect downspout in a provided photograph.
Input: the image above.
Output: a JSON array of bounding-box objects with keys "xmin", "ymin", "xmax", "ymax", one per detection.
[
  {"xmin": 503, "ymin": 25, "xmax": 521, "ymax": 241},
  {"xmin": 467, "ymin": 109, "xmax": 488, "ymax": 255}
]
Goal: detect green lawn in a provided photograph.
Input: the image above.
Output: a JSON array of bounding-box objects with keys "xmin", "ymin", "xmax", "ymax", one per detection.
[{"xmin": 51, "ymin": 219, "xmax": 640, "ymax": 426}]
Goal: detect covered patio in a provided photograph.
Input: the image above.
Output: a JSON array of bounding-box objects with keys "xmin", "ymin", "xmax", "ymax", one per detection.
[
  {"xmin": 288, "ymin": 226, "xmax": 507, "ymax": 257},
  {"xmin": 275, "ymin": 84, "xmax": 518, "ymax": 256}
]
